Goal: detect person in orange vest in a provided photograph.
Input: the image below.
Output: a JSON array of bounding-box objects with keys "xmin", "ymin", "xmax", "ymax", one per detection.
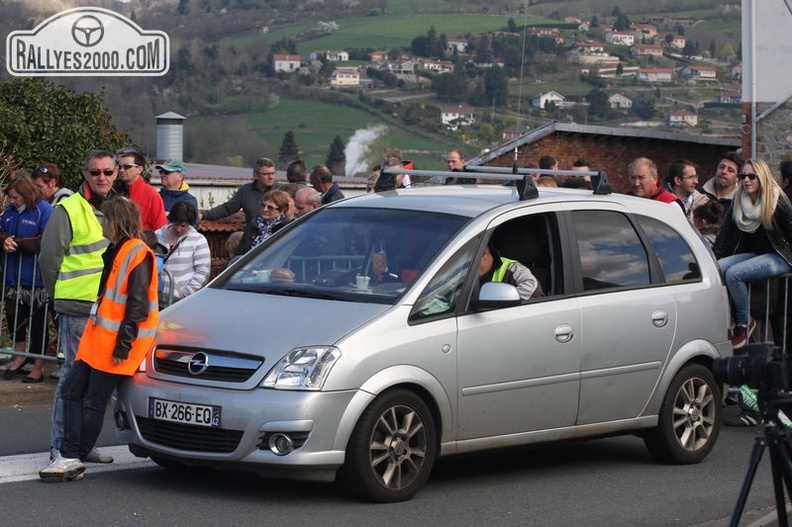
[{"xmin": 39, "ymin": 197, "xmax": 158, "ymax": 482}]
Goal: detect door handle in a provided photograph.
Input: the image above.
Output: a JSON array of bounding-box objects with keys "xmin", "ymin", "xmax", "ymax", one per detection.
[
  {"xmin": 554, "ymin": 324, "xmax": 574, "ymax": 343},
  {"xmin": 652, "ymin": 310, "xmax": 669, "ymax": 328}
]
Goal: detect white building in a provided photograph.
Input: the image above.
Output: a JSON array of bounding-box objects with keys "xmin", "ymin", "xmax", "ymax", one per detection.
[
  {"xmin": 330, "ymin": 66, "xmax": 360, "ymax": 87},
  {"xmin": 605, "ymin": 31, "xmax": 635, "ymax": 46},
  {"xmin": 441, "ymin": 105, "xmax": 475, "ymax": 131},
  {"xmin": 532, "ymin": 91, "xmax": 566, "ymax": 110},
  {"xmin": 273, "ymin": 54, "xmax": 301, "ymax": 72},
  {"xmin": 608, "ymin": 93, "xmax": 633, "ymax": 109}
]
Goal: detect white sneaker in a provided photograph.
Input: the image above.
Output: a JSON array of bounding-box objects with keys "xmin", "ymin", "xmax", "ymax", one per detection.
[
  {"xmin": 85, "ymin": 448, "xmax": 114, "ymax": 464},
  {"xmin": 21, "ymin": 362, "xmax": 34, "ymax": 373},
  {"xmin": 50, "ymin": 366, "xmax": 63, "ymax": 379},
  {"xmin": 39, "ymin": 457, "xmax": 85, "ymax": 482}
]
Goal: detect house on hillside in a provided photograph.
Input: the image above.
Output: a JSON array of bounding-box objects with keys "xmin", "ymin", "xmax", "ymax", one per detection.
[
  {"xmin": 310, "ymin": 50, "xmax": 349, "ymax": 62},
  {"xmin": 386, "ymin": 59, "xmax": 418, "ymax": 82},
  {"xmin": 465, "ymin": 121, "xmax": 738, "ymax": 194},
  {"xmin": 667, "ymin": 35, "xmax": 686, "ymax": 50},
  {"xmin": 441, "ymin": 106, "xmax": 475, "ymax": 131},
  {"xmin": 273, "ymin": 54, "xmax": 301, "ymax": 72},
  {"xmin": 630, "ymin": 22, "xmax": 658, "ymax": 38},
  {"xmin": 630, "ymin": 44, "xmax": 663, "ymax": 58},
  {"xmin": 605, "ymin": 31, "xmax": 635, "ymax": 46},
  {"xmin": 680, "ymin": 65, "xmax": 718, "ymax": 82},
  {"xmin": 447, "ymin": 37, "xmax": 468, "ymax": 54},
  {"xmin": 608, "ymin": 93, "xmax": 633, "ymax": 109},
  {"xmin": 369, "ymin": 50, "xmax": 388, "ymax": 62},
  {"xmin": 418, "ymin": 58, "xmax": 454, "ymax": 73},
  {"xmin": 637, "ymin": 67, "xmax": 673, "ymax": 83},
  {"xmin": 532, "ymin": 91, "xmax": 566, "ymax": 110},
  {"xmin": 669, "ymin": 108, "xmax": 698, "ymax": 127},
  {"xmin": 329, "ymin": 66, "xmax": 360, "ymax": 87}
]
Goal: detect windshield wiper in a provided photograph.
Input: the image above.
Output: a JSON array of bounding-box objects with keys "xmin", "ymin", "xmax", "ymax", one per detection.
[{"xmin": 266, "ymin": 288, "xmax": 344, "ymax": 301}]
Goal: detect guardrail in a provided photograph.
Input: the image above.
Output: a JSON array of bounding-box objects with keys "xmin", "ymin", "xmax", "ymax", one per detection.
[{"xmin": 0, "ymin": 252, "xmax": 175, "ymax": 363}]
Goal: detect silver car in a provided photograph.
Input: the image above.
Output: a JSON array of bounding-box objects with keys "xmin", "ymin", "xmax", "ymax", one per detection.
[{"xmin": 116, "ymin": 176, "xmax": 731, "ymax": 502}]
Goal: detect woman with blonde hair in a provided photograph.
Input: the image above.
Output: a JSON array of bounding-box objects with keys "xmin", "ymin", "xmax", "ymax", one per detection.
[
  {"xmin": 714, "ymin": 158, "xmax": 792, "ymax": 350},
  {"xmin": 39, "ymin": 197, "xmax": 158, "ymax": 482}
]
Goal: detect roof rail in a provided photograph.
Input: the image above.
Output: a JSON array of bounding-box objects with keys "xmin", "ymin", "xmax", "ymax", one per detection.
[{"xmin": 379, "ymin": 165, "xmax": 612, "ymax": 198}]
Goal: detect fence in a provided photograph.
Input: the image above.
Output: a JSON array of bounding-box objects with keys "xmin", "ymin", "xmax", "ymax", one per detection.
[{"xmin": 0, "ymin": 252, "xmax": 174, "ymax": 363}]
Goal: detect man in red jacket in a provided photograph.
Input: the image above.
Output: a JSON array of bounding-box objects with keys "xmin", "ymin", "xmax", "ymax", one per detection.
[
  {"xmin": 628, "ymin": 157, "xmax": 683, "ymax": 209},
  {"xmin": 116, "ymin": 148, "xmax": 167, "ymax": 230}
]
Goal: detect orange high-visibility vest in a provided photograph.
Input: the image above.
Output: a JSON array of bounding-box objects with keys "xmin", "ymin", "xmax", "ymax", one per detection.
[{"xmin": 76, "ymin": 238, "xmax": 159, "ymax": 376}]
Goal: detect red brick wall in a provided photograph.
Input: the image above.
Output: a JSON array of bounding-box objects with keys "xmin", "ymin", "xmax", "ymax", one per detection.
[{"xmin": 489, "ymin": 132, "xmax": 738, "ymax": 193}]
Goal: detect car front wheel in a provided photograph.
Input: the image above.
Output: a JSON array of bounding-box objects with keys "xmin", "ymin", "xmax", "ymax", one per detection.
[
  {"xmin": 644, "ymin": 363, "xmax": 721, "ymax": 464},
  {"xmin": 339, "ymin": 389, "xmax": 437, "ymax": 502}
]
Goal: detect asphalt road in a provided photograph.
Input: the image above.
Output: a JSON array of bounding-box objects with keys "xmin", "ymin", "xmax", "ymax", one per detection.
[{"xmin": 0, "ymin": 402, "xmax": 784, "ymax": 527}]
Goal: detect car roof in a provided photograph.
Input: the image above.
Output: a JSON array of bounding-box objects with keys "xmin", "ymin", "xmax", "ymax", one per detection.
[{"xmin": 330, "ymin": 185, "xmax": 654, "ymax": 219}]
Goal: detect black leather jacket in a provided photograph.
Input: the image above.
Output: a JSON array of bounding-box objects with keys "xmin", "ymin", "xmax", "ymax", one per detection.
[{"xmin": 713, "ymin": 197, "xmax": 792, "ymax": 266}]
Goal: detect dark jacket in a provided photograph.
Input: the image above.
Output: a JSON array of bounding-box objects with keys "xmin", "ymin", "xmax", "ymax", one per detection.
[
  {"xmin": 160, "ymin": 187, "xmax": 199, "ymax": 227},
  {"xmin": 713, "ymin": 197, "xmax": 792, "ymax": 266},
  {"xmin": 201, "ymin": 181, "xmax": 272, "ymax": 227},
  {"xmin": 235, "ymin": 216, "xmax": 290, "ymax": 257},
  {"xmin": 320, "ymin": 183, "xmax": 345, "ymax": 205}
]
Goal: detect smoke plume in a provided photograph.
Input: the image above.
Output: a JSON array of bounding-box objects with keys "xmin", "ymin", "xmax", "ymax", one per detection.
[{"xmin": 344, "ymin": 125, "xmax": 387, "ymax": 177}]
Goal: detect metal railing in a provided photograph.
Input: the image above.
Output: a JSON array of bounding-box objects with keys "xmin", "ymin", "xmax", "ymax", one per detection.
[
  {"xmin": 0, "ymin": 252, "xmax": 176, "ymax": 363},
  {"xmin": 748, "ymin": 273, "xmax": 791, "ymax": 354}
]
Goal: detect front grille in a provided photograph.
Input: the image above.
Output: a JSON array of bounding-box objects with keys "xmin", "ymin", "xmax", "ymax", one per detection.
[
  {"xmin": 153, "ymin": 348, "xmax": 263, "ymax": 382},
  {"xmin": 137, "ymin": 416, "xmax": 243, "ymax": 453}
]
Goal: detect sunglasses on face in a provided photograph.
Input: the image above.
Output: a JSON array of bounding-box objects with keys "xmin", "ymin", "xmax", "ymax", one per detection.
[
  {"xmin": 739, "ymin": 173, "xmax": 757, "ymax": 181},
  {"xmin": 118, "ymin": 163, "xmax": 139, "ymax": 170},
  {"xmin": 261, "ymin": 204, "xmax": 279, "ymax": 211},
  {"xmin": 87, "ymin": 168, "xmax": 115, "ymax": 177}
]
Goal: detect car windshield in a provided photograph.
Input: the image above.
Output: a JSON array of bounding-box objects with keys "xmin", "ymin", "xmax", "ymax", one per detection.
[{"xmin": 220, "ymin": 207, "xmax": 468, "ymax": 304}]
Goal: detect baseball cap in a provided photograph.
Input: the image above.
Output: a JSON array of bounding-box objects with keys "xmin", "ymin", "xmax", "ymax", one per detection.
[{"xmin": 155, "ymin": 159, "xmax": 187, "ymax": 174}]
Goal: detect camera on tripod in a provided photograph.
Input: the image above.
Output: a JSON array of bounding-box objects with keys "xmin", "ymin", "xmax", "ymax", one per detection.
[{"xmin": 713, "ymin": 343, "xmax": 791, "ymax": 392}]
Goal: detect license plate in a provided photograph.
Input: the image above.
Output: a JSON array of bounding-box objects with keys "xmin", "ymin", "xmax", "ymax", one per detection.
[{"xmin": 149, "ymin": 398, "xmax": 221, "ymax": 427}]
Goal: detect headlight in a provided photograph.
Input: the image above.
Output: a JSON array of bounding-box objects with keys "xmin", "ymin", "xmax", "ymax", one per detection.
[{"xmin": 261, "ymin": 347, "xmax": 341, "ymax": 390}]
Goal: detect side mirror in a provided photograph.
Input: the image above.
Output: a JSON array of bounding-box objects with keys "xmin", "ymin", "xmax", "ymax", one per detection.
[{"xmin": 474, "ymin": 282, "xmax": 521, "ymax": 310}]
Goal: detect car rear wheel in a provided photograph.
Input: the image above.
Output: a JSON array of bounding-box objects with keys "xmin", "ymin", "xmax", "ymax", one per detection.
[
  {"xmin": 644, "ymin": 363, "xmax": 721, "ymax": 464},
  {"xmin": 339, "ymin": 389, "xmax": 436, "ymax": 502}
]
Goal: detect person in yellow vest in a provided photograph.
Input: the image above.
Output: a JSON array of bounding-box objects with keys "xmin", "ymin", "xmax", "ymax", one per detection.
[
  {"xmin": 39, "ymin": 150, "xmax": 118, "ymax": 466},
  {"xmin": 39, "ymin": 197, "xmax": 158, "ymax": 482},
  {"xmin": 477, "ymin": 242, "xmax": 543, "ymax": 301}
]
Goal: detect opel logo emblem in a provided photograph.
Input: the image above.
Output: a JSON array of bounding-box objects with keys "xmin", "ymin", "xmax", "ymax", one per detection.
[
  {"xmin": 188, "ymin": 352, "xmax": 210, "ymax": 375},
  {"xmin": 71, "ymin": 15, "xmax": 104, "ymax": 48}
]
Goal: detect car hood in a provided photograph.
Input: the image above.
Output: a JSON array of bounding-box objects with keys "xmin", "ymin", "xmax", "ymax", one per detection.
[{"xmin": 155, "ymin": 288, "xmax": 391, "ymax": 358}]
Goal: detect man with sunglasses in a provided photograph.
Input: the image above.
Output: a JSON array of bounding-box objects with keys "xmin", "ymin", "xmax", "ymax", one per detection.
[
  {"xmin": 115, "ymin": 148, "xmax": 167, "ymax": 230},
  {"xmin": 31, "ymin": 163, "xmax": 73, "ymax": 205},
  {"xmin": 200, "ymin": 157, "xmax": 278, "ymax": 230},
  {"xmin": 39, "ymin": 150, "xmax": 119, "ymax": 469}
]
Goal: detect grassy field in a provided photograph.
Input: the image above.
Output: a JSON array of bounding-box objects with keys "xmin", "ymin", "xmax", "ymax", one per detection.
[
  {"xmin": 189, "ymin": 98, "xmax": 461, "ymax": 173},
  {"xmin": 232, "ymin": 13, "xmax": 519, "ymax": 54}
]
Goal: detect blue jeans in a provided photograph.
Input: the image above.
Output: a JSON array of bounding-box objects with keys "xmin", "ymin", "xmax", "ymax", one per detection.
[
  {"xmin": 50, "ymin": 314, "xmax": 88, "ymax": 458},
  {"xmin": 60, "ymin": 360, "xmax": 123, "ymax": 461},
  {"xmin": 718, "ymin": 252, "xmax": 792, "ymax": 326}
]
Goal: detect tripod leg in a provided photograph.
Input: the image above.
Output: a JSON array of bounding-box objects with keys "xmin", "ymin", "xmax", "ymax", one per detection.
[
  {"xmin": 730, "ymin": 436, "xmax": 768, "ymax": 527},
  {"xmin": 767, "ymin": 438, "xmax": 790, "ymax": 527}
]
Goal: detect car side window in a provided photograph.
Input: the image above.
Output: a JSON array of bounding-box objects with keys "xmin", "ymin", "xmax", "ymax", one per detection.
[
  {"xmin": 635, "ymin": 215, "xmax": 701, "ymax": 283},
  {"xmin": 409, "ymin": 237, "xmax": 479, "ymax": 323},
  {"xmin": 572, "ymin": 210, "xmax": 650, "ymax": 291}
]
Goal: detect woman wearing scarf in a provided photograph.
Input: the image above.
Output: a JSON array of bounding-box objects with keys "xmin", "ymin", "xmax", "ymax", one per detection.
[
  {"xmin": 714, "ymin": 158, "xmax": 792, "ymax": 350},
  {"xmin": 235, "ymin": 190, "xmax": 292, "ymax": 257}
]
